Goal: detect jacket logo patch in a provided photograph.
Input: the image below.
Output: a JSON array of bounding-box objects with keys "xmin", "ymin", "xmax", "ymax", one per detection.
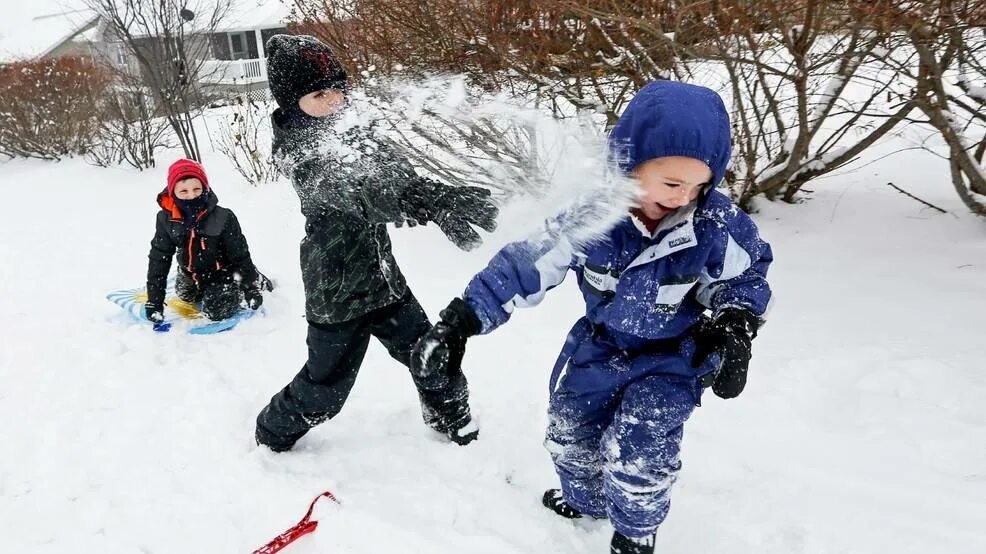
[
  {"xmin": 584, "ymin": 271, "xmax": 605, "ymax": 288},
  {"xmin": 669, "ymin": 236, "xmax": 691, "ymax": 248},
  {"xmin": 583, "ymin": 264, "xmax": 618, "ymax": 298}
]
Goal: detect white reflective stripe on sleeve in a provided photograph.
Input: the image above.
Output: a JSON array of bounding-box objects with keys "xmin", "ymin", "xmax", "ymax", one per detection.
[
  {"xmin": 501, "ymin": 237, "xmax": 573, "ymax": 313},
  {"xmin": 552, "ymin": 361, "xmax": 571, "ymax": 394},
  {"xmin": 696, "ymin": 231, "xmax": 753, "ymax": 307},
  {"xmin": 720, "ymin": 232, "xmax": 753, "ymax": 280},
  {"xmin": 655, "ymin": 281, "xmax": 697, "ymax": 306}
]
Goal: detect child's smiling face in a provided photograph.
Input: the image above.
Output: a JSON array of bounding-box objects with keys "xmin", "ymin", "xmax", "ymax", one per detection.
[
  {"xmin": 298, "ymin": 88, "xmax": 346, "ymax": 118},
  {"xmin": 632, "ymin": 156, "xmax": 712, "ymax": 220},
  {"xmin": 173, "ymin": 177, "xmax": 204, "ymax": 200}
]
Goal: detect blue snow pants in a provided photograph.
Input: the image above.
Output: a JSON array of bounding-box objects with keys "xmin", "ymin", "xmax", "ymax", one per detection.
[{"xmin": 545, "ymin": 318, "xmax": 713, "ymax": 539}]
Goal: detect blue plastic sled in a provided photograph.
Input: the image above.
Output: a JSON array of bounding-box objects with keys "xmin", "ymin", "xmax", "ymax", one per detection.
[{"xmin": 107, "ymin": 277, "xmax": 260, "ymax": 335}]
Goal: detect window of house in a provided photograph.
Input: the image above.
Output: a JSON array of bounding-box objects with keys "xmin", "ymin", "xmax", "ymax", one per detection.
[
  {"xmin": 211, "ymin": 33, "xmax": 232, "ymax": 60},
  {"xmin": 228, "ymin": 32, "xmax": 260, "ymax": 60},
  {"xmin": 229, "ymin": 32, "xmax": 247, "ymax": 59}
]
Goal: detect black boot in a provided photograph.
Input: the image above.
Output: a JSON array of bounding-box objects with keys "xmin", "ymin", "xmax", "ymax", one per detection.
[
  {"xmin": 610, "ymin": 531, "xmax": 656, "ymax": 554},
  {"xmin": 541, "ymin": 488, "xmax": 585, "ymax": 519},
  {"xmin": 423, "ymin": 402, "xmax": 479, "ymax": 445},
  {"xmin": 254, "ymin": 405, "xmax": 303, "ymax": 453},
  {"xmin": 420, "ymin": 375, "xmax": 478, "ymax": 445},
  {"xmin": 255, "ymin": 425, "xmax": 295, "ymax": 453},
  {"xmin": 443, "ymin": 414, "xmax": 479, "ymax": 445}
]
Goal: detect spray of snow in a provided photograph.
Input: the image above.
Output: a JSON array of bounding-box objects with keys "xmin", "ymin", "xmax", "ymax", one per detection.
[{"xmin": 303, "ymin": 75, "xmax": 638, "ymax": 250}]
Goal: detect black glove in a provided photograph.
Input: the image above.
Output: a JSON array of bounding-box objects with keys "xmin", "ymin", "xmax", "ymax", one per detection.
[
  {"xmin": 411, "ymin": 298, "xmax": 482, "ymax": 390},
  {"xmin": 245, "ymin": 288, "xmax": 263, "ymax": 310},
  {"xmin": 405, "ymin": 180, "xmax": 498, "ymax": 251},
  {"xmin": 144, "ymin": 302, "xmax": 165, "ymax": 323},
  {"xmin": 691, "ymin": 308, "xmax": 760, "ymax": 399}
]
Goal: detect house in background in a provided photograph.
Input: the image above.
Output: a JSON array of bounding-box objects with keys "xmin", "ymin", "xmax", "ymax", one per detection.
[
  {"xmin": 198, "ymin": 2, "xmax": 291, "ymax": 98},
  {"xmin": 0, "ymin": 2, "xmax": 293, "ymax": 101},
  {"xmin": 0, "ymin": 9, "xmax": 102, "ymax": 65}
]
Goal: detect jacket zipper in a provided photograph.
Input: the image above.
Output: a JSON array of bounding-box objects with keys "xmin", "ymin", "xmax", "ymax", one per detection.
[
  {"xmin": 187, "ymin": 229, "xmax": 195, "ymax": 272},
  {"xmin": 187, "ymin": 229, "xmax": 198, "ymax": 284}
]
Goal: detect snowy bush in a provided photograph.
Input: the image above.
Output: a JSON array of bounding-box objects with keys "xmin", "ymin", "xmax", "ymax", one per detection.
[
  {"xmin": 871, "ymin": 0, "xmax": 986, "ymax": 216},
  {"xmin": 86, "ymin": 83, "xmax": 175, "ymax": 171},
  {"xmin": 84, "ymin": 0, "xmax": 235, "ymax": 162},
  {"xmin": 0, "ymin": 57, "xmax": 111, "ymax": 161},
  {"xmin": 214, "ymin": 94, "xmax": 276, "ymax": 186},
  {"xmin": 289, "ymin": 0, "xmax": 913, "ymax": 209},
  {"xmin": 580, "ymin": 1, "xmax": 925, "ymax": 207},
  {"xmin": 287, "ymin": 0, "xmax": 680, "ymax": 124}
]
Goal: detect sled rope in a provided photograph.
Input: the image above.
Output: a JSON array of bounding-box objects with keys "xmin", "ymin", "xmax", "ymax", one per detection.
[{"xmin": 252, "ymin": 491, "xmax": 340, "ymax": 554}]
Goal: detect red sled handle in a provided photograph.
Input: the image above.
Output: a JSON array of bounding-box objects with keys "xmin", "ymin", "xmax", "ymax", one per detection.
[{"xmin": 252, "ymin": 491, "xmax": 340, "ymax": 554}]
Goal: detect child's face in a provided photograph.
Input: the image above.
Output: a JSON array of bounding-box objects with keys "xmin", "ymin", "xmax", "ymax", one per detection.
[
  {"xmin": 298, "ymin": 88, "xmax": 346, "ymax": 118},
  {"xmin": 632, "ymin": 156, "xmax": 712, "ymax": 220},
  {"xmin": 173, "ymin": 177, "xmax": 204, "ymax": 200}
]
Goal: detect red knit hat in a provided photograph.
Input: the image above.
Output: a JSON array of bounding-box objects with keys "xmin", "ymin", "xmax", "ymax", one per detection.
[{"xmin": 167, "ymin": 158, "xmax": 209, "ymax": 197}]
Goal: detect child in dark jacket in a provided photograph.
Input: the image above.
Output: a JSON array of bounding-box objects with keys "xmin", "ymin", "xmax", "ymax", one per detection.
[
  {"xmin": 412, "ymin": 81, "xmax": 773, "ymax": 554},
  {"xmin": 253, "ymin": 35, "xmax": 499, "ymax": 452},
  {"xmin": 146, "ymin": 158, "xmax": 270, "ymax": 323}
]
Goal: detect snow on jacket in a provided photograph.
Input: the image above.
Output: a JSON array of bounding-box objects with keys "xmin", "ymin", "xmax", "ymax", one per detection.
[
  {"xmin": 271, "ymin": 109, "xmax": 418, "ymax": 323},
  {"xmin": 461, "ymin": 80, "xmax": 772, "ymax": 352}
]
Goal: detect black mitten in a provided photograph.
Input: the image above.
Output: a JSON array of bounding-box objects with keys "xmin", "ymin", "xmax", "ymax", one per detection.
[
  {"xmin": 244, "ymin": 288, "xmax": 263, "ymax": 310},
  {"xmin": 411, "ymin": 298, "xmax": 482, "ymax": 390},
  {"xmin": 691, "ymin": 308, "xmax": 759, "ymax": 399},
  {"xmin": 144, "ymin": 302, "xmax": 165, "ymax": 323},
  {"xmin": 405, "ymin": 180, "xmax": 498, "ymax": 251}
]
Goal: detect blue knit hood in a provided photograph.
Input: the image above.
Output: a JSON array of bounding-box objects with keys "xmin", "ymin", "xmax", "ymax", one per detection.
[{"xmin": 609, "ymin": 80, "xmax": 732, "ymax": 187}]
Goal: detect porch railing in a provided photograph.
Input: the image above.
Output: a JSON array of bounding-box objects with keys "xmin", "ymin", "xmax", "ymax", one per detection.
[{"xmin": 199, "ymin": 58, "xmax": 267, "ymax": 85}]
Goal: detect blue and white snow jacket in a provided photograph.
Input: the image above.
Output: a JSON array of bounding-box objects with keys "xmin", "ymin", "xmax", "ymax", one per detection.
[{"xmin": 461, "ymin": 81, "xmax": 772, "ymax": 352}]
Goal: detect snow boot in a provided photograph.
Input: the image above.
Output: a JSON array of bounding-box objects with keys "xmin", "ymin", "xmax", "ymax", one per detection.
[
  {"xmin": 254, "ymin": 410, "xmax": 298, "ymax": 453},
  {"xmin": 421, "ymin": 389, "xmax": 478, "ymax": 445},
  {"xmin": 610, "ymin": 532, "xmax": 656, "ymax": 554},
  {"xmin": 444, "ymin": 415, "xmax": 479, "ymax": 445},
  {"xmin": 255, "ymin": 429, "xmax": 294, "ymax": 453},
  {"xmin": 425, "ymin": 409, "xmax": 479, "ymax": 445},
  {"xmin": 541, "ymin": 488, "xmax": 586, "ymax": 519}
]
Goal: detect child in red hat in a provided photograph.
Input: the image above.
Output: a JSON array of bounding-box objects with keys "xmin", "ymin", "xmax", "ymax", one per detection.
[{"xmin": 145, "ymin": 158, "xmax": 273, "ymax": 323}]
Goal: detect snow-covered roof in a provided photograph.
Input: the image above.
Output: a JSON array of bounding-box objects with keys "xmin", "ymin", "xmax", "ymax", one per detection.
[
  {"xmin": 220, "ymin": 1, "xmax": 291, "ymax": 33},
  {"xmin": 0, "ymin": 9, "xmax": 98, "ymax": 62},
  {"xmin": 121, "ymin": 1, "xmax": 291, "ymax": 37},
  {"xmin": 0, "ymin": 2, "xmax": 290, "ymax": 59},
  {"xmin": 77, "ymin": 21, "xmax": 105, "ymax": 43}
]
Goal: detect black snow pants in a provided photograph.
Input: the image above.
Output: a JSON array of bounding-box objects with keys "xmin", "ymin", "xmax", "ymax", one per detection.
[
  {"xmin": 175, "ymin": 268, "xmax": 243, "ymax": 321},
  {"xmin": 255, "ymin": 292, "xmax": 470, "ymax": 451}
]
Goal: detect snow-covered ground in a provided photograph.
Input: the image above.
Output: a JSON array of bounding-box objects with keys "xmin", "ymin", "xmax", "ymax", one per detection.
[{"xmin": 1, "ymin": 132, "xmax": 985, "ymax": 554}]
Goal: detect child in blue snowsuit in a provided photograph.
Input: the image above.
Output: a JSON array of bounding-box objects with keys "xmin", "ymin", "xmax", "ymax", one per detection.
[{"xmin": 411, "ymin": 81, "xmax": 773, "ymax": 553}]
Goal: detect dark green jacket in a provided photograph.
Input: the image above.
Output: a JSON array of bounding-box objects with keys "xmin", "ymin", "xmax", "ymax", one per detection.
[{"xmin": 272, "ymin": 109, "xmax": 428, "ymax": 323}]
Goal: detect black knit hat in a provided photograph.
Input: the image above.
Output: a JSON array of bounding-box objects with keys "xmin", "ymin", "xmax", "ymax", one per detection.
[{"xmin": 266, "ymin": 34, "xmax": 348, "ymax": 109}]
